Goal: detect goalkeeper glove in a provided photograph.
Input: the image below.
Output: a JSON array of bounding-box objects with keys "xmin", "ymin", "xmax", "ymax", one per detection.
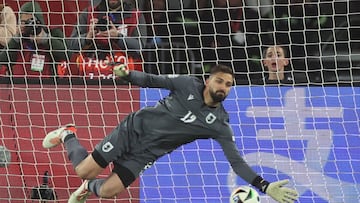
[
  {"xmin": 265, "ymin": 179, "xmax": 299, "ymax": 203},
  {"xmin": 253, "ymin": 177, "xmax": 299, "ymax": 203},
  {"xmin": 113, "ymin": 64, "xmax": 129, "ymax": 78}
]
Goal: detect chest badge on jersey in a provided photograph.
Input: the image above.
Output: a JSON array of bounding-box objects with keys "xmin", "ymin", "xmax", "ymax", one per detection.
[{"xmin": 206, "ymin": 113, "xmax": 216, "ymax": 124}]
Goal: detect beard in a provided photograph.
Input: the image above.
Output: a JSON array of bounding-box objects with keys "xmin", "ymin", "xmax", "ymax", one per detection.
[{"xmin": 210, "ymin": 90, "xmax": 227, "ymax": 103}]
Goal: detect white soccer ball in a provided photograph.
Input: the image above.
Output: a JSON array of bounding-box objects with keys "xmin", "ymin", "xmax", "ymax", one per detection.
[
  {"xmin": 230, "ymin": 185, "xmax": 260, "ymax": 203},
  {"xmin": 0, "ymin": 145, "xmax": 11, "ymax": 168}
]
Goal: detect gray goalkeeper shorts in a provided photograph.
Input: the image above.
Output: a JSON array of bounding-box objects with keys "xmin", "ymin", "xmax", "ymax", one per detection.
[{"xmin": 91, "ymin": 115, "xmax": 156, "ymax": 187}]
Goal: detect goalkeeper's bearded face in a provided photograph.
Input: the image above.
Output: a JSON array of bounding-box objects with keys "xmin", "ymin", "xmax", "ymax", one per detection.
[{"xmin": 206, "ymin": 72, "xmax": 233, "ymax": 103}]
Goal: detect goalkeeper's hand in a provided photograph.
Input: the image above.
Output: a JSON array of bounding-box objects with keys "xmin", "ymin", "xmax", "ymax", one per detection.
[
  {"xmin": 113, "ymin": 64, "xmax": 129, "ymax": 77},
  {"xmin": 265, "ymin": 179, "xmax": 299, "ymax": 203}
]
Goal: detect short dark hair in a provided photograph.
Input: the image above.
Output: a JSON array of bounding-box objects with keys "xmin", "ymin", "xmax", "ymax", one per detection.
[
  {"xmin": 210, "ymin": 64, "xmax": 234, "ymax": 77},
  {"xmin": 262, "ymin": 45, "xmax": 289, "ymax": 58}
]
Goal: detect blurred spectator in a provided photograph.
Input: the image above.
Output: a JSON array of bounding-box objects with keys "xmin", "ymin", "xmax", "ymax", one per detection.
[
  {"xmin": 262, "ymin": 45, "xmax": 293, "ymax": 84},
  {"xmin": 65, "ymin": 0, "xmax": 147, "ymax": 77},
  {"xmin": 0, "ymin": 4, "xmax": 16, "ymax": 49},
  {"xmin": 68, "ymin": 0, "xmax": 147, "ymax": 51},
  {"xmin": 0, "ymin": 2, "xmax": 67, "ymax": 77}
]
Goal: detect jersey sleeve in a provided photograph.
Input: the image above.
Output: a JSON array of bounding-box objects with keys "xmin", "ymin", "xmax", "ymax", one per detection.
[
  {"xmin": 215, "ymin": 125, "xmax": 259, "ymax": 184},
  {"xmin": 128, "ymin": 71, "xmax": 195, "ymax": 91}
]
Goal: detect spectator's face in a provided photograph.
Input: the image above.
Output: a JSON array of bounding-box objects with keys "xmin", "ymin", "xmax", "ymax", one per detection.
[
  {"xmin": 19, "ymin": 13, "xmax": 33, "ymax": 34},
  {"xmin": 107, "ymin": 0, "xmax": 122, "ymax": 10},
  {"xmin": 206, "ymin": 72, "xmax": 233, "ymax": 103},
  {"xmin": 263, "ymin": 46, "xmax": 289, "ymax": 72}
]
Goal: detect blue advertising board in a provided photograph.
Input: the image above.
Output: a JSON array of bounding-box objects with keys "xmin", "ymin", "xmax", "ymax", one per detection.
[{"xmin": 139, "ymin": 86, "xmax": 360, "ymax": 203}]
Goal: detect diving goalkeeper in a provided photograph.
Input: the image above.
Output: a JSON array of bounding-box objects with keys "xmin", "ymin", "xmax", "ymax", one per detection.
[{"xmin": 43, "ymin": 64, "xmax": 299, "ymax": 203}]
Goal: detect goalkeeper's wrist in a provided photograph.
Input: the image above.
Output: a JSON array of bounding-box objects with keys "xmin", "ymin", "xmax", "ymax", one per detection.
[
  {"xmin": 122, "ymin": 71, "xmax": 131, "ymax": 81},
  {"xmin": 251, "ymin": 176, "xmax": 270, "ymax": 193}
]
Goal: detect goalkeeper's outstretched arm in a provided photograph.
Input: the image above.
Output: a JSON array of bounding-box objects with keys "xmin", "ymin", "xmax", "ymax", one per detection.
[
  {"xmin": 217, "ymin": 121, "xmax": 299, "ymax": 203},
  {"xmin": 113, "ymin": 64, "xmax": 192, "ymax": 90}
]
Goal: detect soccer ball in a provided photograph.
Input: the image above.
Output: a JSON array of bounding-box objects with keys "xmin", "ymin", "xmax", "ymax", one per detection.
[
  {"xmin": 0, "ymin": 145, "xmax": 11, "ymax": 168},
  {"xmin": 230, "ymin": 186, "xmax": 260, "ymax": 203}
]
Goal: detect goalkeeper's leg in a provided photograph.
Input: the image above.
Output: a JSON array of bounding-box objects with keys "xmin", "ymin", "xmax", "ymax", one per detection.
[
  {"xmin": 43, "ymin": 124, "xmax": 103, "ymax": 178},
  {"xmin": 43, "ymin": 124, "xmax": 130, "ymax": 202},
  {"xmin": 68, "ymin": 173, "xmax": 126, "ymax": 203}
]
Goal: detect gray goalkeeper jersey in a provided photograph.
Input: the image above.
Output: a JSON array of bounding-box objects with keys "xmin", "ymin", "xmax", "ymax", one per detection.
[{"xmin": 125, "ymin": 71, "xmax": 258, "ymax": 184}]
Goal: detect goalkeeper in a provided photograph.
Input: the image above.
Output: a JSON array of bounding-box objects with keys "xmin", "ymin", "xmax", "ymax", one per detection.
[{"xmin": 43, "ymin": 64, "xmax": 299, "ymax": 203}]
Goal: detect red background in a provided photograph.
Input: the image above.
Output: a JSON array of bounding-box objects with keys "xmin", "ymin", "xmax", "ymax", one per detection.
[
  {"xmin": 0, "ymin": 82, "xmax": 140, "ymax": 202},
  {"xmin": 1, "ymin": 2, "xmax": 142, "ymax": 201}
]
